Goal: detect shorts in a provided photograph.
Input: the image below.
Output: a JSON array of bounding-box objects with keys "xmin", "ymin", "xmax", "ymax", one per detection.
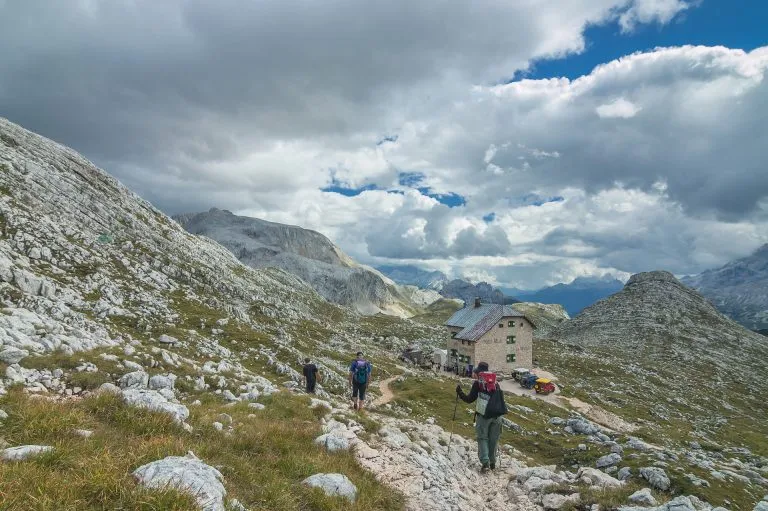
[{"xmin": 352, "ymin": 380, "xmax": 367, "ymax": 401}]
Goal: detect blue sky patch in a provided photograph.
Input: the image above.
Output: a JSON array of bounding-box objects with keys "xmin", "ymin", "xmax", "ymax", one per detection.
[
  {"xmin": 483, "ymin": 212, "xmax": 496, "ymax": 223},
  {"xmin": 418, "ymin": 188, "xmax": 467, "ymax": 208},
  {"xmin": 398, "ymin": 172, "xmax": 425, "ymax": 187},
  {"xmin": 505, "ymin": 1, "xmax": 767, "ymax": 83},
  {"xmin": 322, "ymin": 179, "xmax": 379, "ymax": 197}
]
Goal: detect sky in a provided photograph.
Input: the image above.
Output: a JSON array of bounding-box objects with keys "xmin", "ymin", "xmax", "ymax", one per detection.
[{"xmin": 1, "ymin": 0, "xmax": 767, "ymax": 290}]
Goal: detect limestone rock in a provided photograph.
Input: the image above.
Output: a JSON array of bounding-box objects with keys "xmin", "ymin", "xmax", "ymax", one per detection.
[
  {"xmin": 119, "ymin": 370, "xmax": 149, "ymax": 389},
  {"xmin": 121, "ymin": 388, "xmax": 189, "ymax": 423},
  {"xmin": 2, "ymin": 445, "xmax": 53, "ymax": 461},
  {"xmin": 148, "ymin": 374, "xmax": 176, "ymax": 391},
  {"xmin": 133, "ymin": 453, "xmax": 225, "ymax": 511},
  {"xmin": 596, "ymin": 453, "xmax": 622, "ymax": 468},
  {"xmin": 542, "ymin": 493, "xmax": 580, "ymax": 510},
  {"xmin": 629, "ymin": 488, "xmax": 657, "ymax": 506},
  {"xmin": 314, "ymin": 433, "xmax": 350, "ymax": 452},
  {"xmin": 302, "ymin": 473, "xmax": 357, "ymax": 502},
  {"xmin": 0, "ymin": 347, "xmax": 29, "ymax": 365},
  {"xmin": 640, "ymin": 467, "xmax": 670, "ymax": 491}
]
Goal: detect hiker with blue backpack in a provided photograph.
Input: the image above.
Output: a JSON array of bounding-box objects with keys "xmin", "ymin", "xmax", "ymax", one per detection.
[
  {"xmin": 455, "ymin": 361, "xmax": 508, "ymax": 472},
  {"xmin": 349, "ymin": 351, "xmax": 372, "ymax": 411}
]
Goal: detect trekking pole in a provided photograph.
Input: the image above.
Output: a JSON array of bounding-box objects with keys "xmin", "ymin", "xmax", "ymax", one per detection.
[{"xmin": 447, "ymin": 393, "xmax": 459, "ymax": 451}]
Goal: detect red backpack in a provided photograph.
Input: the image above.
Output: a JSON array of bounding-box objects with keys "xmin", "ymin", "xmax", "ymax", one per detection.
[{"xmin": 477, "ymin": 372, "xmax": 497, "ymax": 393}]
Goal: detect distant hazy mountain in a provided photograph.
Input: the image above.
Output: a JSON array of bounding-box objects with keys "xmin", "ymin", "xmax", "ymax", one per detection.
[
  {"xmin": 175, "ymin": 209, "xmax": 441, "ymax": 317},
  {"xmin": 376, "ymin": 265, "xmax": 448, "ymax": 290},
  {"xmin": 681, "ymin": 244, "xmax": 768, "ymax": 330},
  {"xmin": 439, "ymin": 279, "xmax": 519, "ymax": 306},
  {"xmin": 505, "ymin": 276, "xmax": 624, "ymax": 316},
  {"xmin": 377, "ymin": 265, "xmax": 517, "ymax": 306}
]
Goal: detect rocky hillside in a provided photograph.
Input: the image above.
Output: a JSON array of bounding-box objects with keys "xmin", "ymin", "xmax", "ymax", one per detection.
[
  {"xmin": 538, "ymin": 271, "xmax": 768, "ymax": 507},
  {"xmin": 682, "ymin": 245, "xmax": 768, "ymax": 330},
  {"xmin": 176, "ymin": 209, "xmax": 441, "ymax": 317},
  {"xmin": 512, "ymin": 302, "xmax": 570, "ymax": 339}
]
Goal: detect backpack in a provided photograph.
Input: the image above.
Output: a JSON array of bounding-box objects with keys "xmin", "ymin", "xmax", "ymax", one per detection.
[
  {"xmin": 477, "ymin": 372, "xmax": 497, "ymax": 393},
  {"xmin": 353, "ymin": 360, "xmax": 370, "ymax": 384},
  {"xmin": 475, "ymin": 372, "xmax": 505, "ymax": 417}
]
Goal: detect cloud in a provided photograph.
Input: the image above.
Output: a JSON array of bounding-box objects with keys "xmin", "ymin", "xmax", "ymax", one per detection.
[
  {"xmin": 619, "ymin": 0, "xmax": 691, "ymax": 32},
  {"xmin": 596, "ymin": 97, "xmax": 642, "ymax": 118},
  {"xmin": 2, "ymin": 2, "xmax": 766, "ymax": 289}
]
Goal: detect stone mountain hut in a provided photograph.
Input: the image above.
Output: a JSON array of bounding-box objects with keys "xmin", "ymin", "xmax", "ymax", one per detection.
[{"xmin": 444, "ymin": 298, "xmax": 535, "ymax": 373}]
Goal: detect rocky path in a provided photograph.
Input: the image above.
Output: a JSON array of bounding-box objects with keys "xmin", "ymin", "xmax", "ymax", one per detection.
[{"xmin": 371, "ymin": 376, "xmax": 397, "ymax": 407}]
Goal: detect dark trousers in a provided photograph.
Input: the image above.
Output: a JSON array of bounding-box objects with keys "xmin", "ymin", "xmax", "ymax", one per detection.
[{"xmin": 306, "ymin": 379, "xmax": 316, "ymax": 393}]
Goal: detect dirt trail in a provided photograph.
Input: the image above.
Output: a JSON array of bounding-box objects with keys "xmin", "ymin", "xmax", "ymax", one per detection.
[
  {"xmin": 497, "ymin": 371, "xmax": 638, "ymax": 433},
  {"xmin": 371, "ymin": 376, "xmax": 397, "ymax": 407}
]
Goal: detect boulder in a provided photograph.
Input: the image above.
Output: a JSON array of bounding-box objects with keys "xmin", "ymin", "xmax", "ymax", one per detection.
[
  {"xmin": 314, "ymin": 433, "xmax": 350, "ymax": 452},
  {"xmin": 121, "ymin": 388, "xmax": 189, "ymax": 423},
  {"xmin": 0, "ymin": 347, "xmax": 28, "ymax": 365},
  {"xmin": 148, "ymin": 374, "xmax": 176, "ymax": 391},
  {"xmin": 302, "ymin": 473, "xmax": 357, "ymax": 502},
  {"xmin": 567, "ymin": 417, "xmax": 600, "ymax": 435},
  {"xmin": 754, "ymin": 496, "xmax": 768, "ymax": 511},
  {"xmin": 618, "ymin": 467, "xmax": 632, "ymax": 481},
  {"xmin": 2, "ymin": 445, "xmax": 53, "ymax": 461},
  {"xmin": 0, "ymin": 409, "xmax": 7, "ymax": 420},
  {"xmin": 596, "ymin": 453, "xmax": 622, "ymax": 468},
  {"xmin": 640, "ymin": 467, "xmax": 670, "ymax": 491},
  {"xmin": 628, "ymin": 488, "xmax": 657, "ymax": 506},
  {"xmin": 158, "ymin": 334, "xmax": 178, "ymax": 345},
  {"xmin": 542, "ymin": 493, "xmax": 580, "ymax": 510},
  {"xmin": 248, "ymin": 403, "xmax": 266, "ymax": 411},
  {"xmin": 576, "ymin": 467, "xmax": 623, "ymax": 488},
  {"xmin": 74, "ymin": 429, "xmax": 94, "ymax": 438},
  {"xmin": 119, "ymin": 370, "xmax": 149, "ymax": 389},
  {"xmin": 133, "ymin": 453, "xmax": 225, "ymax": 511},
  {"xmin": 123, "ymin": 360, "xmax": 143, "ymax": 371}
]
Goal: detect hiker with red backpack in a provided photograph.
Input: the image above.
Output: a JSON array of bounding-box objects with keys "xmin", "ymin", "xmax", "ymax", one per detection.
[
  {"xmin": 349, "ymin": 352, "xmax": 372, "ymax": 411},
  {"xmin": 456, "ymin": 361, "xmax": 508, "ymax": 472}
]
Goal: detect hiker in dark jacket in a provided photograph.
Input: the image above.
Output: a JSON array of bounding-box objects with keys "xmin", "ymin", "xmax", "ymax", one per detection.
[
  {"xmin": 302, "ymin": 358, "xmax": 319, "ymax": 394},
  {"xmin": 456, "ymin": 361, "xmax": 508, "ymax": 472}
]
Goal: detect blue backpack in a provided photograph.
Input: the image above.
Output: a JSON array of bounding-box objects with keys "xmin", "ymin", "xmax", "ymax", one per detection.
[{"xmin": 353, "ymin": 360, "xmax": 370, "ymax": 384}]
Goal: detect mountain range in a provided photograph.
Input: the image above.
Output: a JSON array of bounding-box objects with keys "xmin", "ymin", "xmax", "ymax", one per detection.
[
  {"xmin": 504, "ymin": 276, "xmax": 625, "ymax": 316},
  {"xmin": 175, "ymin": 209, "xmax": 441, "ymax": 317},
  {"xmin": 681, "ymin": 244, "xmax": 768, "ymax": 330}
]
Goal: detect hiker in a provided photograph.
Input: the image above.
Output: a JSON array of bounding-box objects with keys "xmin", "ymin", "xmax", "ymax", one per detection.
[
  {"xmin": 302, "ymin": 357, "xmax": 319, "ymax": 394},
  {"xmin": 456, "ymin": 362, "xmax": 508, "ymax": 472},
  {"xmin": 349, "ymin": 351, "xmax": 372, "ymax": 411}
]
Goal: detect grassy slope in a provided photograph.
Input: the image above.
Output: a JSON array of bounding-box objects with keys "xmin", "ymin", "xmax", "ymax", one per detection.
[{"xmin": 0, "ymin": 389, "xmax": 403, "ymax": 511}]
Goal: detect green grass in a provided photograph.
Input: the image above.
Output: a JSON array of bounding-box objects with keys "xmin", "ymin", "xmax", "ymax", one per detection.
[{"xmin": 0, "ymin": 389, "xmax": 405, "ymax": 511}]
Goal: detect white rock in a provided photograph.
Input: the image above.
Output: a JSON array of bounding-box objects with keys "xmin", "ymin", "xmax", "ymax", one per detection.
[
  {"xmin": 119, "ymin": 370, "xmax": 149, "ymax": 389},
  {"xmin": 148, "ymin": 374, "xmax": 176, "ymax": 391},
  {"xmin": 74, "ymin": 429, "xmax": 94, "ymax": 438},
  {"xmin": 542, "ymin": 493, "xmax": 580, "ymax": 510},
  {"xmin": 248, "ymin": 403, "xmax": 265, "ymax": 411},
  {"xmin": 123, "ymin": 360, "xmax": 143, "ymax": 371},
  {"xmin": 577, "ymin": 467, "xmax": 623, "ymax": 488},
  {"xmin": 302, "ymin": 473, "xmax": 357, "ymax": 502},
  {"xmin": 628, "ymin": 488, "xmax": 657, "ymax": 506},
  {"xmin": 640, "ymin": 467, "xmax": 670, "ymax": 491},
  {"xmin": 97, "ymin": 382, "xmax": 121, "ymax": 394},
  {"xmin": 222, "ymin": 390, "xmax": 238, "ymax": 402},
  {"xmin": 158, "ymin": 334, "xmax": 178, "ymax": 345},
  {"xmin": 212, "ymin": 422, "xmax": 224, "ymax": 431},
  {"xmin": 596, "ymin": 453, "xmax": 622, "ymax": 468},
  {"xmin": 0, "ymin": 347, "xmax": 29, "ymax": 365},
  {"xmin": 121, "ymin": 388, "xmax": 189, "ymax": 423},
  {"xmin": 314, "ymin": 433, "xmax": 350, "ymax": 452},
  {"xmin": 2, "ymin": 445, "xmax": 53, "ymax": 461},
  {"xmin": 0, "ymin": 409, "xmax": 8, "ymax": 420},
  {"xmin": 133, "ymin": 453, "xmax": 226, "ymax": 511}
]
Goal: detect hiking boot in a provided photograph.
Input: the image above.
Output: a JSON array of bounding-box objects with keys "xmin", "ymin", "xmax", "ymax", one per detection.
[
  {"xmin": 490, "ymin": 462, "xmax": 496, "ymax": 470},
  {"xmin": 480, "ymin": 463, "xmax": 490, "ymax": 473}
]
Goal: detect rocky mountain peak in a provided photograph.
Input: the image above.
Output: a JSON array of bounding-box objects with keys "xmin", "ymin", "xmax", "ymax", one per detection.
[{"xmin": 625, "ymin": 270, "xmax": 678, "ymax": 287}]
